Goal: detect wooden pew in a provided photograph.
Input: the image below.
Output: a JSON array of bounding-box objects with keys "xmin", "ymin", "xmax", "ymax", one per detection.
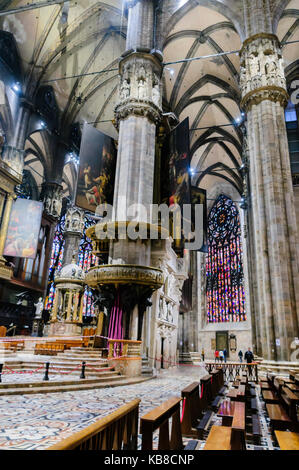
[
  {"xmin": 35, "ymin": 342, "xmax": 65, "ymax": 355},
  {"xmin": 274, "ymin": 431, "xmax": 299, "ymax": 450},
  {"xmin": 55, "ymin": 339, "xmax": 84, "ymax": 349},
  {"xmin": 227, "ymin": 385, "xmax": 245, "ymax": 402},
  {"xmin": 266, "ymin": 404, "xmax": 293, "ymax": 431},
  {"xmin": 262, "ymin": 390, "xmax": 280, "ymax": 404},
  {"xmin": 280, "ymin": 386, "xmax": 299, "ymax": 424},
  {"xmin": 210, "ymin": 369, "xmax": 223, "ymax": 399},
  {"xmin": 140, "ymin": 397, "xmax": 184, "ymax": 450},
  {"xmin": 204, "ymin": 402, "xmax": 246, "ymax": 450},
  {"xmin": 181, "ymin": 382, "xmax": 201, "ymax": 437},
  {"xmin": 218, "ymin": 400, "xmax": 235, "ymax": 427},
  {"xmin": 200, "ymin": 375, "xmax": 212, "ymax": 410},
  {"xmin": 48, "ymin": 399, "xmax": 140, "ymax": 450},
  {"xmin": 2, "ymin": 340, "xmax": 24, "ymax": 351}
]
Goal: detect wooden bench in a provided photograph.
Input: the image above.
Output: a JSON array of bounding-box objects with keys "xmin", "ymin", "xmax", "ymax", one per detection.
[
  {"xmin": 250, "ymin": 398, "xmax": 258, "ymax": 412},
  {"xmin": 274, "ymin": 431, "xmax": 299, "ymax": 450},
  {"xmin": 252, "ymin": 414, "xmax": 262, "ymax": 445},
  {"xmin": 140, "ymin": 397, "xmax": 184, "ymax": 450},
  {"xmin": 55, "ymin": 339, "xmax": 84, "ymax": 349},
  {"xmin": 219, "ymin": 386, "xmax": 227, "ymax": 396},
  {"xmin": 196, "ymin": 410, "xmax": 213, "ymax": 439},
  {"xmin": 48, "ymin": 399, "xmax": 140, "ymax": 450},
  {"xmin": 266, "ymin": 403, "xmax": 293, "ymax": 431},
  {"xmin": 262, "ymin": 390, "xmax": 279, "ymax": 404},
  {"xmin": 259, "ymin": 381, "xmax": 271, "ymax": 391},
  {"xmin": 280, "ymin": 386, "xmax": 299, "ymax": 423},
  {"xmin": 227, "ymin": 385, "xmax": 245, "ymax": 402},
  {"xmin": 200, "ymin": 375, "xmax": 212, "ymax": 410},
  {"xmin": 181, "ymin": 382, "xmax": 201, "ymax": 437},
  {"xmin": 211, "ymin": 370, "xmax": 223, "ymax": 399},
  {"xmin": 211, "ymin": 395, "xmax": 222, "ymax": 412},
  {"xmin": 35, "ymin": 342, "xmax": 65, "ymax": 355},
  {"xmin": 2, "ymin": 340, "xmax": 24, "ymax": 351},
  {"xmin": 218, "ymin": 400, "xmax": 235, "ymax": 427},
  {"xmin": 204, "ymin": 402, "xmax": 246, "ymax": 450}
]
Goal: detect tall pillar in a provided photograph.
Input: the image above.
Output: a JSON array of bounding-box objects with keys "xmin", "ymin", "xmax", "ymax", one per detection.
[
  {"xmin": 240, "ymin": 32, "xmax": 299, "ymax": 361},
  {"xmin": 111, "ymin": 0, "xmax": 162, "ymax": 265}
]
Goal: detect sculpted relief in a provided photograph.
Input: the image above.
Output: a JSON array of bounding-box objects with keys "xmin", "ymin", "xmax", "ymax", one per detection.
[{"xmin": 240, "ymin": 36, "xmax": 286, "ymax": 98}]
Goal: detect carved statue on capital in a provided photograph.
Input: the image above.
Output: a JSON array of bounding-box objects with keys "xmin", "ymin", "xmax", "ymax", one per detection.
[
  {"xmin": 240, "ymin": 34, "xmax": 288, "ymax": 110},
  {"xmin": 41, "ymin": 182, "xmax": 63, "ymax": 219},
  {"xmin": 64, "ymin": 205, "xmax": 85, "ymax": 234},
  {"xmin": 115, "ymin": 52, "xmax": 163, "ymax": 127}
]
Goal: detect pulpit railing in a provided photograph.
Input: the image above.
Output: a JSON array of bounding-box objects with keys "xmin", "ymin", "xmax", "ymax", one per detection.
[
  {"xmin": 48, "ymin": 399, "xmax": 140, "ymax": 450},
  {"xmin": 107, "ymin": 339, "xmax": 142, "ymax": 358},
  {"xmin": 205, "ymin": 362, "xmax": 259, "ymax": 383}
]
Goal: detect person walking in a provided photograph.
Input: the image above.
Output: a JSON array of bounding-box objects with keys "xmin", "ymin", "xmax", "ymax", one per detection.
[
  {"xmin": 223, "ymin": 348, "xmax": 227, "ymax": 363},
  {"xmin": 244, "ymin": 347, "xmax": 254, "ymax": 377},
  {"xmin": 201, "ymin": 348, "xmax": 205, "ymax": 362},
  {"xmin": 238, "ymin": 350, "xmax": 243, "ymax": 363},
  {"xmin": 219, "ymin": 350, "xmax": 224, "ymax": 363},
  {"xmin": 214, "ymin": 350, "xmax": 219, "ymax": 362}
]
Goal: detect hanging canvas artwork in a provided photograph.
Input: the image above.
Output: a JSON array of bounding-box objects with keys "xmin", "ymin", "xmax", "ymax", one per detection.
[
  {"xmin": 3, "ymin": 199, "xmax": 43, "ymax": 259},
  {"xmin": 160, "ymin": 118, "xmax": 191, "ymax": 255},
  {"xmin": 75, "ymin": 123, "xmax": 116, "ymax": 213},
  {"xmin": 190, "ymin": 186, "xmax": 207, "ymax": 252}
]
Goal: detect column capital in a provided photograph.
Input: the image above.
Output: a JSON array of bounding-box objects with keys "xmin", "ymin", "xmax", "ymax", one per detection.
[
  {"xmin": 40, "ymin": 181, "xmax": 63, "ymax": 219},
  {"xmin": 114, "ymin": 52, "xmax": 163, "ymax": 128},
  {"xmin": 239, "ymin": 33, "xmax": 288, "ymax": 111},
  {"xmin": 64, "ymin": 205, "xmax": 85, "ymax": 235}
]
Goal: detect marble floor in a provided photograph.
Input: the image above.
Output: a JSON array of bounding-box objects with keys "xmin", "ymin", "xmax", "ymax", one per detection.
[
  {"xmin": 0, "ymin": 366, "xmax": 207, "ymax": 450},
  {"xmin": 0, "ymin": 365, "xmax": 281, "ymax": 451}
]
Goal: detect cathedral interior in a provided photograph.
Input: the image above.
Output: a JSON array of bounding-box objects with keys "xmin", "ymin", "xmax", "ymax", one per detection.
[{"xmin": 0, "ymin": 0, "xmax": 298, "ymax": 453}]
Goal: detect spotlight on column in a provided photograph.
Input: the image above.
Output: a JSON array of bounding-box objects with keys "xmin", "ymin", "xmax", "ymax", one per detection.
[
  {"xmin": 240, "ymin": 196, "xmax": 248, "ymax": 210},
  {"xmin": 12, "ymin": 82, "xmax": 21, "ymax": 94},
  {"xmin": 40, "ymin": 120, "xmax": 46, "ymax": 129}
]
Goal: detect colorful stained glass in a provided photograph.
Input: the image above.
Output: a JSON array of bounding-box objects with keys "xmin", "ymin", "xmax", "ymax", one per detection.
[
  {"xmin": 206, "ymin": 195, "xmax": 246, "ymax": 323},
  {"xmin": 45, "ymin": 215, "xmax": 97, "ymax": 316}
]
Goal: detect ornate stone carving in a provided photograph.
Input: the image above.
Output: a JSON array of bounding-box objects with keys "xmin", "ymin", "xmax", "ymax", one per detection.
[
  {"xmin": 64, "ymin": 206, "xmax": 85, "ymax": 234},
  {"xmin": 115, "ymin": 52, "xmax": 162, "ymax": 128},
  {"xmin": 239, "ymin": 34, "xmax": 288, "ymax": 111},
  {"xmin": 40, "ymin": 182, "xmax": 63, "ymax": 219},
  {"xmin": 1, "ymin": 146, "xmax": 25, "ymax": 178},
  {"xmin": 85, "ymin": 264, "xmax": 164, "ymax": 289}
]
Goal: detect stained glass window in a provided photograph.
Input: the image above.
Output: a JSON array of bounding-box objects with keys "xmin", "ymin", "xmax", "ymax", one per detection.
[
  {"xmin": 206, "ymin": 195, "xmax": 246, "ymax": 323},
  {"xmin": 45, "ymin": 215, "xmax": 97, "ymax": 316}
]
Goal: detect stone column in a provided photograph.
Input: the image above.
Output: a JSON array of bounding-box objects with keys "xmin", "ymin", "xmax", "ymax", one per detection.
[
  {"xmin": 130, "ymin": 304, "xmax": 139, "ymax": 340},
  {"xmin": 111, "ymin": 0, "xmax": 162, "ymax": 265},
  {"xmin": 40, "ymin": 181, "xmax": 63, "ymax": 298},
  {"xmin": 240, "ymin": 33, "xmax": 299, "ymax": 361}
]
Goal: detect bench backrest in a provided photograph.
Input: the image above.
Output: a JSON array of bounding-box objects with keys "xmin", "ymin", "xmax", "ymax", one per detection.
[
  {"xmin": 48, "ymin": 399, "xmax": 140, "ymax": 450},
  {"xmin": 231, "ymin": 402, "xmax": 246, "ymax": 450},
  {"xmin": 200, "ymin": 375, "xmax": 212, "ymax": 408},
  {"xmin": 181, "ymin": 382, "xmax": 201, "ymax": 435},
  {"xmin": 140, "ymin": 397, "xmax": 183, "ymax": 451}
]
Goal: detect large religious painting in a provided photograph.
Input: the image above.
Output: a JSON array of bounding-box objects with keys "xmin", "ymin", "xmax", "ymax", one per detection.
[
  {"xmin": 168, "ymin": 118, "xmax": 191, "ymax": 209},
  {"xmin": 191, "ymin": 186, "xmax": 207, "ymax": 252},
  {"xmin": 206, "ymin": 195, "xmax": 246, "ymax": 323},
  {"xmin": 3, "ymin": 199, "xmax": 43, "ymax": 259},
  {"xmin": 161, "ymin": 118, "xmax": 191, "ymax": 254},
  {"xmin": 75, "ymin": 123, "xmax": 116, "ymax": 213}
]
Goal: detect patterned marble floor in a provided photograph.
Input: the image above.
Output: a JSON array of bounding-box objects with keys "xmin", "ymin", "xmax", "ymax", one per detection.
[{"xmin": 0, "ymin": 366, "xmax": 207, "ymax": 450}]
